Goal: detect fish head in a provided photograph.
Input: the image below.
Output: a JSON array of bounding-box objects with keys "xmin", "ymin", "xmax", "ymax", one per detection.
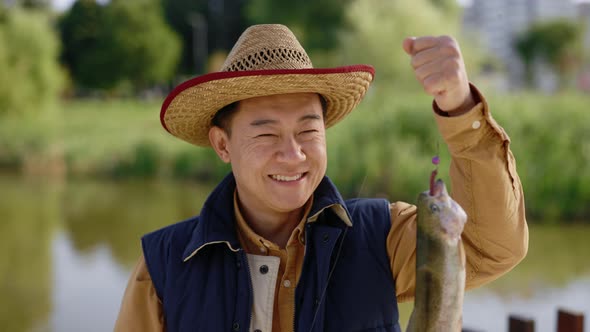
[{"xmin": 418, "ymin": 179, "xmax": 467, "ymax": 245}]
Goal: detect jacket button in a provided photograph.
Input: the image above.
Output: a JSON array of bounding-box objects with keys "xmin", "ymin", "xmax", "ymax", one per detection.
[
  {"xmin": 259, "ymin": 265, "xmax": 269, "ymax": 274},
  {"xmin": 322, "ymin": 234, "xmax": 329, "ymax": 243},
  {"xmin": 232, "ymin": 322, "xmax": 240, "ymax": 331}
]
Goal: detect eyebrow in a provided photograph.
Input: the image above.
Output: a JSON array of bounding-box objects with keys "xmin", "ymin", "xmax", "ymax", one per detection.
[{"xmin": 249, "ymin": 114, "xmax": 322, "ymax": 126}]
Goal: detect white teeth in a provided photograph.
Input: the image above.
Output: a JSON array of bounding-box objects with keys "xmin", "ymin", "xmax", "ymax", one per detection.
[{"xmin": 271, "ymin": 174, "xmax": 303, "ymax": 182}]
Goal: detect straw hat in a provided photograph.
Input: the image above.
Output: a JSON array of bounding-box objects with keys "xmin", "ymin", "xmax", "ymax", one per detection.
[{"xmin": 160, "ymin": 24, "xmax": 375, "ymax": 146}]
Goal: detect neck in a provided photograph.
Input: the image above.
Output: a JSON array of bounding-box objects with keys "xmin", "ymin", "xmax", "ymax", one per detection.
[{"xmin": 237, "ymin": 196, "xmax": 306, "ymax": 248}]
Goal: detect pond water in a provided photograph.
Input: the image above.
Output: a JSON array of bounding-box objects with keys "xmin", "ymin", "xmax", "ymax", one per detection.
[{"xmin": 1, "ymin": 175, "xmax": 588, "ymax": 332}]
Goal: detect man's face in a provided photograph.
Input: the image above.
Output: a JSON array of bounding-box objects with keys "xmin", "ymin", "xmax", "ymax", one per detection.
[{"xmin": 210, "ymin": 93, "xmax": 327, "ymax": 217}]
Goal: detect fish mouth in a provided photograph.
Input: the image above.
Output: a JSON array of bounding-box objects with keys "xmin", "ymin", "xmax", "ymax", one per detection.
[{"xmin": 430, "ymin": 179, "xmax": 446, "ymax": 197}]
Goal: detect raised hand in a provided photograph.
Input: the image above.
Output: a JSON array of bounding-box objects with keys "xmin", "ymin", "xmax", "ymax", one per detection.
[{"xmin": 402, "ymin": 36, "xmax": 475, "ymax": 114}]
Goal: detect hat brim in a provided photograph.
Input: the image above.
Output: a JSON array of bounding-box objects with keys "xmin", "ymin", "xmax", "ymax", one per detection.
[{"xmin": 161, "ymin": 65, "xmax": 375, "ymax": 146}]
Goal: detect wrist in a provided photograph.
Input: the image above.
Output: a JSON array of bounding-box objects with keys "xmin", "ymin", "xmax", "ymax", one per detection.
[
  {"xmin": 444, "ymin": 94, "xmax": 476, "ymax": 117},
  {"xmin": 434, "ymin": 84, "xmax": 480, "ymax": 117}
]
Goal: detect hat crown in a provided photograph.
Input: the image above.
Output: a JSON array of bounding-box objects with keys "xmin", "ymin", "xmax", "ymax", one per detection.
[{"xmin": 221, "ymin": 24, "xmax": 313, "ymax": 72}]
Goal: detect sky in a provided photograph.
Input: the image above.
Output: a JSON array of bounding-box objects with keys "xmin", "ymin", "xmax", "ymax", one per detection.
[
  {"xmin": 51, "ymin": 0, "xmax": 105, "ymax": 11},
  {"xmin": 52, "ymin": 0, "xmax": 75, "ymax": 11}
]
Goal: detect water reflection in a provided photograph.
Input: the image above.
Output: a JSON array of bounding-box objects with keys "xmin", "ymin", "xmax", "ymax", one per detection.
[
  {"xmin": 61, "ymin": 179, "xmax": 213, "ymax": 267},
  {"xmin": 0, "ymin": 176, "xmax": 60, "ymax": 332},
  {"xmin": 463, "ymin": 278, "xmax": 590, "ymax": 332},
  {"xmin": 50, "ymin": 232, "xmax": 130, "ymax": 332},
  {"xmin": 0, "ymin": 174, "xmax": 589, "ymax": 332},
  {"xmin": 0, "ymin": 174, "xmax": 215, "ymax": 332}
]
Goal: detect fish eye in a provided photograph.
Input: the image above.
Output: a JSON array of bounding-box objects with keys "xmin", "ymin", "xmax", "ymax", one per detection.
[{"xmin": 430, "ymin": 203, "xmax": 440, "ymax": 213}]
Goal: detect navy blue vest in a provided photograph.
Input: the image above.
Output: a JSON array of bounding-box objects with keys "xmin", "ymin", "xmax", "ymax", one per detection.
[{"xmin": 142, "ymin": 174, "xmax": 401, "ymax": 331}]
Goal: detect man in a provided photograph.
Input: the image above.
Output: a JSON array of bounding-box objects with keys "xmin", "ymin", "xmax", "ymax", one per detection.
[{"xmin": 115, "ymin": 24, "xmax": 528, "ymax": 331}]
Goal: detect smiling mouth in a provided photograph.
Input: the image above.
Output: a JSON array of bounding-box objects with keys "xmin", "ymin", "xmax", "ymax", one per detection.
[{"xmin": 270, "ymin": 173, "xmax": 305, "ymax": 182}]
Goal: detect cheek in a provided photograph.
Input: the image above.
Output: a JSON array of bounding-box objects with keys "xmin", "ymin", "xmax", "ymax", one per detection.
[
  {"xmin": 229, "ymin": 140, "xmax": 272, "ymax": 167},
  {"xmin": 310, "ymin": 137, "xmax": 327, "ymax": 158},
  {"xmin": 304, "ymin": 138, "xmax": 327, "ymax": 170}
]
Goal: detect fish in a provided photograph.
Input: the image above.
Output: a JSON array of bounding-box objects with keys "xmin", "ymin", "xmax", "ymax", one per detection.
[{"xmin": 406, "ymin": 178, "xmax": 468, "ymax": 332}]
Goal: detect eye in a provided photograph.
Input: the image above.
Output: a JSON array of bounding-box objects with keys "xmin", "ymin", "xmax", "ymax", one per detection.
[
  {"xmin": 255, "ymin": 133, "xmax": 276, "ymax": 138},
  {"xmin": 300, "ymin": 129, "xmax": 318, "ymax": 135},
  {"xmin": 299, "ymin": 129, "xmax": 320, "ymax": 138},
  {"xmin": 430, "ymin": 203, "xmax": 440, "ymax": 214}
]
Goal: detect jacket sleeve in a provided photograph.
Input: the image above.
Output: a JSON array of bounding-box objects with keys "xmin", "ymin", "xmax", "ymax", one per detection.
[
  {"xmin": 387, "ymin": 84, "xmax": 529, "ymax": 302},
  {"xmin": 114, "ymin": 255, "xmax": 165, "ymax": 332}
]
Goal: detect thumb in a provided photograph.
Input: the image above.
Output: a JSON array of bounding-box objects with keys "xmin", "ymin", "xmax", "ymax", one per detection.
[{"xmin": 402, "ymin": 37, "xmax": 415, "ymax": 56}]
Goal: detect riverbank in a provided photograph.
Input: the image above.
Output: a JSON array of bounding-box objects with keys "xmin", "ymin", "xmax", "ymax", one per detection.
[{"xmin": 1, "ymin": 90, "xmax": 589, "ymax": 222}]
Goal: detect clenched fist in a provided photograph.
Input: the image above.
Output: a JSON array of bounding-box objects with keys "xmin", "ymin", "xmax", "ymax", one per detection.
[{"xmin": 403, "ymin": 36, "xmax": 475, "ymax": 114}]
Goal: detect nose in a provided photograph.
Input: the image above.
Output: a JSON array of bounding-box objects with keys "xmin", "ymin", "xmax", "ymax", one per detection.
[{"xmin": 276, "ymin": 136, "xmax": 306, "ymax": 163}]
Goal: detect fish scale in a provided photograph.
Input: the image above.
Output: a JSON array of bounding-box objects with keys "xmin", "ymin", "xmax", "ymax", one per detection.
[{"xmin": 406, "ymin": 178, "xmax": 467, "ymax": 332}]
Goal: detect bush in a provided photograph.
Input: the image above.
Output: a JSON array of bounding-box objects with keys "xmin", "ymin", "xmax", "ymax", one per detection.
[
  {"xmin": 0, "ymin": 8, "xmax": 63, "ymax": 115},
  {"xmin": 1, "ymin": 92, "xmax": 589, "ymax": 222},
  {"xmin": 326, "ymin": 88, "xmax": 449, "ymax": 203},
  {"xmin": 489, "ymin": 92, "xmax": 590, "ymax": 222},
  {"xmin": 327, "ymin": 89, "xmax": 590, "ymax": 223}
]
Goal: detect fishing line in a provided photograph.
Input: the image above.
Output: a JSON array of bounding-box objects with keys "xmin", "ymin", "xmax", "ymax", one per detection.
[
  {"xmin": 307, "ymin": 173, "xmax": 367, "ymax": 332},
  {"xmin": 430, "ymin": 141, "xmax": 440, "ymax": 195}
]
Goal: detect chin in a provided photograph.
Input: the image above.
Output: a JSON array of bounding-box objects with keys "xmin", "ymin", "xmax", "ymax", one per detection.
[{"xmin": 273, "ymin": 195, "xmax": 310, "ymax": 212}]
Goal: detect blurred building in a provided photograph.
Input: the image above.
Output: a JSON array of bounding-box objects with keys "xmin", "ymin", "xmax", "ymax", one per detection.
[
  {"xmin": 580, "ymin": 2, "xmax": 590, "ymax": 49},
  {"xmin": 462, "ymin": 0, "xmax": 589, "ymax": 91}
]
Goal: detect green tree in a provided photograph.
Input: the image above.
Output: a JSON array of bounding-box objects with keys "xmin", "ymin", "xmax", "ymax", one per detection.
[
  {"xmin": 1, "ymin": 0, "xmax": 50, "ymax": 9},
  {"xmin": 58, "ymin": 0, "xmax": 109, "ymax": 89},
  {"xmin": 246, "ymin": 0, "xmax": 351, "ymax": 54},
  {"xmin": 18, "ymin": 0, "xmax": 50, "ymax": 9},
  {"xmin": 515, "ymin": 19, "xmax": 583, "ymax": 88},
  {"xmin": 161, "ymin": 0, "xmax": 247, "ymax": 75},
  {"xmin": 59, "ymin": 0, "xmax": 181, "ymax": 91},
  {"xmin": 0, "ymin": 8, "xmax": 63, "ymax": 114},
  {"xmin": 338, "ymin": 0, "xmax": 463, "ymax": 91},
  {"xmin": 105, "ymin": 0, "xmax": 181, "ymax": 88}
]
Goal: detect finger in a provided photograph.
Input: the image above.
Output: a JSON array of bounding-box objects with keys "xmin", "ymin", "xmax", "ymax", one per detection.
[
  {"xmin": 411, "ymin": 46, "xmax": 443, "ymax": 69},
  {"xmin": 411, "ymin": 36, "xmax": 439, "ymax": 54},
  {"xmin": 414, "ymin": 59, "xmax": 444, "ymax": 81},
  {"xmin": 402, "ymin": 37, "xmax": 415, "ymax": 55},
  {"xmin": 419, "ymin": 57, "xmax": 462, "ymax": 81}
]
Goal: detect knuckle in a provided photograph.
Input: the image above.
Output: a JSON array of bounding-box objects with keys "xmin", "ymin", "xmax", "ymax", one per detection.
[
  {"xmin": 442, "ymin": 66, "xmax": 459, "ymax": 82},
  {"xmin": 438, "ymin": 36, "xmax": 460, "ymax": 55},
  {"xmin": 414, "ymin": 63, "xmax": 426, "ymax": 75},
  {"xmin": 441, "ymin": 44, "xmax": 460, "ymax": 58},
  {"xmin": 415, "ymin": 70, "xmax": 425, "ymax": 83},
  {"xmin": 438, "ymin": 35, "xmax": 457, "ymax": 46},
  {"xmin": 445, "ymin": 57, "xmax": 461, "ymax": 71}
]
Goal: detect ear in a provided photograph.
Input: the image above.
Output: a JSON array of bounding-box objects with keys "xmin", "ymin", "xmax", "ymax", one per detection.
[{"xmin": 209, "ymin": 126, "xmax": 231, "ymax": 163}]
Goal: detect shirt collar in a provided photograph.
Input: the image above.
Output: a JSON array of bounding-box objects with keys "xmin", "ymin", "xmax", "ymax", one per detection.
[
  {"xmin": 234, "ymin": 191, "xmax": 312, "ymax": 253},
  {"xmin": 182, "ymin": 173, "xmax": 352, "ymax": 262}
]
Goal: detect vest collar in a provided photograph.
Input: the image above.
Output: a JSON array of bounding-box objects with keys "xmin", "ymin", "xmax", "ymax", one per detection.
[{"xmin": 182, "ymin": 173, "xmax": 352, "ymax": 262}]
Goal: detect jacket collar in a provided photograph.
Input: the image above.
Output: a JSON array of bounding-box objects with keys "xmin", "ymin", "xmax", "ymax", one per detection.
[{"xmin": 182, "ymin": 173, "xmax": 352, "ymax": 261}]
